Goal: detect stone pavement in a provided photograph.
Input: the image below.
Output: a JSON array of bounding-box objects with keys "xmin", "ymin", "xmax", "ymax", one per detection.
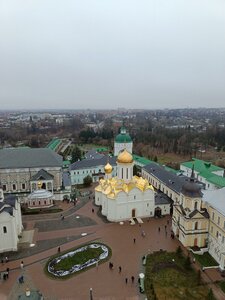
[{"xmin": 1, "ymin": 197, "xmax": 222, "ymax": 299}]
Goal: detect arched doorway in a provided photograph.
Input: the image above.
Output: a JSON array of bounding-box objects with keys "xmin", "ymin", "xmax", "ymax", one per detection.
[
  {"xmin": 132, "ymin": 209, "xmax": 136, "ymax": 218},
  {"xmin": 155, "ymin": 207, "xmax": 162, "ymax": 218}
]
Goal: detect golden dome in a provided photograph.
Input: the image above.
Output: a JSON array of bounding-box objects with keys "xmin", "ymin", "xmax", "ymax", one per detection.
[
  {"xmin": 117, "ymin": 149, "xmax": 133, "ymax": 164},
  {"xmin": 104, "ymin": 162, "xmax": 113, "ymax": 174},
  {"xmin": 37, "ymin": 181, "xmax": 42, "ymax": 189}
]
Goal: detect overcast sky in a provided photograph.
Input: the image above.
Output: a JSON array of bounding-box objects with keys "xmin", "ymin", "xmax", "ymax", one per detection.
[{"xmin": 0, "ymin": 0, "xmax": 225, "ymax": 110}]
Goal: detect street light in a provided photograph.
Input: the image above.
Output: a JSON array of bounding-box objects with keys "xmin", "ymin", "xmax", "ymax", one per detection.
[{"xmin": 89, "ymin": 288, "xmax": 93, "ymax": 300}]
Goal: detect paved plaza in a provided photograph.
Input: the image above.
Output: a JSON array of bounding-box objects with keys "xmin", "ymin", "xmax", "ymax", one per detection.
[{"xmin": 1, "ymin": 196, "xmax": 224, "ymax": 300}]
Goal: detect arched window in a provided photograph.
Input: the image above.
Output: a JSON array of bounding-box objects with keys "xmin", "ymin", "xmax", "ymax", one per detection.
[
  {"xmin": 121, "ymin": 168, "xmax": 123, "ymax": 179},
  {"xmin": 3, "ymin": 226, "xmax": 7, "ymax": 234},
  {"xmin": 195, "ymin": 222, "xmax": 198, "ymax": 230},
  {"xmin": 194, "ymin": 201, "xmax": 198, "ymax": 210}
]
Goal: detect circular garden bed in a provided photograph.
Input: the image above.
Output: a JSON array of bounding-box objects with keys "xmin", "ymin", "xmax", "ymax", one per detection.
[{"xmin": 46, "ymin": 242, "xmax": 111, "ymax": 279}]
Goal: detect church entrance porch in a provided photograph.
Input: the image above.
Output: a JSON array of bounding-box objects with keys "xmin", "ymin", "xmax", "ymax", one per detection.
[{"xmin": 155, "ymin": 207, "xmax": 162, "ymax": 218}]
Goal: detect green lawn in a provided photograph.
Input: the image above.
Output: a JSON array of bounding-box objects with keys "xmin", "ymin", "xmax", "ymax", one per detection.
[
  {"xmin": 45, "ymin": 242, "xmax": 111, "ymax": 279},
  {"xmin": 193, "ymin": 252, "xmax": 219, "ymax": 267},
  {"xmin": 54, "ymin": 247, "xmax": 103, "ymax": 271},
  {"xmin": 219, "ymin": 281, "xmax": 225, "ymax": 293},
  {"xmin": 145, "ymin": 251, "xmax": 213, "ymax": 300}
]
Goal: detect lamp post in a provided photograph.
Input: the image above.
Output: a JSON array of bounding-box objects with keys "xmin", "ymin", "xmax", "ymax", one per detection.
[{"xmin": 89, "ymin": 288, "xmax": 93, "ymax": 300}]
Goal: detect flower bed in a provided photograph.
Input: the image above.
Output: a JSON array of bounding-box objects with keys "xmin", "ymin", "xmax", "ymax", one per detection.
[{"xmin": 47, "ymin": 243, "xmax": 110, "ymax": 277}]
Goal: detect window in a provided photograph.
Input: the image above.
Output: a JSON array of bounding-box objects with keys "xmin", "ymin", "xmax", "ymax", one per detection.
[
  {"xmin": 223, "ymin": 236, "xmax": 225, "ymax": 244},
  {"xmin": 122, "ymin": 168, "xmax": 123, "ymax": 179},
  {"xmin": 134, "ymin": 195, "xmax": 136, "ymax": 200},
  {"xmin": 39, "ymin": 201, "xmax": 41, "ymax": 205},
  {"xmin": 3, "ymin": 226, "xmax": 7, "ymax": 234},
  {"xmin": 212, "ymin": 212, "xmax": 215, "ymax": 220},
  {"xmin": 33, "ymin": 201, "xmax": 35, "ymax": 205},
  {"xmin": 194, "ymin": 201, "xmax": 198, "ymax": 210},
  {"xmin": 224, "ymin": 221, "xmax": 225, "ymax": 229},
  {"xmin": 147, "ymin": 203, "xmax": 149, "ymax": 207},
  {"xmin": 21, "ymin": 183, "xmax": 26, "ymax": 190},
  {"xmin": 77, "ymin": 171, "xmax": 79, "ymax": 174},
  {"xmin": 195, "ymin": 222, "xmax": 198, "ymax": 230},
  {"xmin": 218, "ymin": 217, "xmax": 221, "ymax": 225},
  {"xmin": 126, "ymin": 168, "xmax": 128, "ymax": 179},
  {"xmin": 2, "ymin": 184, "xmax": 6, "ymax": 191},
  {"xmin": 44, "ymin": 201, "xmax": 46, "ymax": 205},
  {"xmin": 12, "ymin": 184, "xmax": 16, "ymax": 190},
  {"xmin": 211, "ymin": 226, "xmax": 213, "ymax": 233}
]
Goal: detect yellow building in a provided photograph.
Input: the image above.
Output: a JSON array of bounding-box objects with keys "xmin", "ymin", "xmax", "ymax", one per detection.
[{"xmin": 172, "ymin": 169, "xmax": 209, "ymax": 248}]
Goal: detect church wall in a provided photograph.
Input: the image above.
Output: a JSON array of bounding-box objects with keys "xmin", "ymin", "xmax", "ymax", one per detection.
[
  {"xmin": 0, "ymin": 212, "xmax": 18, "ymax": 253},
  {"xmin": 105, "ymin": 188, "xmax": 155, "ymax": 222},
  {"xmin": 114, "ymin": 142, "xmax": 133, "ymax": 156}
]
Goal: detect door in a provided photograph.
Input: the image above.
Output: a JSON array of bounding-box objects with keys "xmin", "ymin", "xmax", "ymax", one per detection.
[{"xmin": 132, "ymin": 209, "xmax": 136, "ymax": 218}]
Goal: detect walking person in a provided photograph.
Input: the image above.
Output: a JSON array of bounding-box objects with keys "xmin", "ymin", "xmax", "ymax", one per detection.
[
  {"xmin": 125, "ymin": 277, "xmax": 128, "ymax": 284},
  {"xmin": 119, "ymin": 266, "xmax": 122, "ymax": 273},
  {"xmin": 58, "ymin": 246, "xmax": 61, "ymax": 253},
  {"xmin": 158, "ymin": 227, "xmax": 160, "ymax": 232},
  {"xmin": 133, "ymin": 238, "xmax": 136, "ymax": 244},
  {"xmin": 131, "ymin": 276, "xmax": 134, "ymax": 283},
  {"xmin": 5, "ymin": 257, "xmax": 8, "ymax": 263},
  {"xmin": 20, "ymin": 261, "xmax": 24, "ymax": 269}
]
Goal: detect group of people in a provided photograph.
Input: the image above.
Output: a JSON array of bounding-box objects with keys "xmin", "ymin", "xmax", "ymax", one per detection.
[
  {"xmin": 1, "ymin": 267, "xmax": 9, "ymax": 281},
  {"xmin": 108, "ymin": 262, "xmax": 135, "ymax": 285}
]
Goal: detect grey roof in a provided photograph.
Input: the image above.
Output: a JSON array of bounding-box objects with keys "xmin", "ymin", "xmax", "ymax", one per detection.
[
  {"xmin": 31, "ymin": 169, "xmax": 54, "ymax": 181},
  {"xmin": 143, "ymin": 163, "xmax": 188, "ymax": 194},
  {"xmin": 85, "ymin": 150, "xmax": 105, "ymax": 160},
  {"xmin": 155, "ymin": 192, "xmax": 171, "ymax": 205},
  {"xmin": 70, "ymin": 156, "xmax": 117, "ymax": 171},
  {"xmin": 0, "ymin": 148, "xmax": 63, "ymax": 169},
  {"xmin": 203, "ymin": 188, "xmax": 225, "ymax": 216},
  {"xmin": 0, "ymin": 195, "xmax": 17, "ymax": 215},
  {"xmin": 2, "ymin": 206, "xmax": 13, "ymax": 216},
  {"xmin": 189, "ymin": 209, "xmax": 209, "ymax": 219},
  {"xmin": 4, "ymin": 195, "xmax": 16, "ymax": 207}
]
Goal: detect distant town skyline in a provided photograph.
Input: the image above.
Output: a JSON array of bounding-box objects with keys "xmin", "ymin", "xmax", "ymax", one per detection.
[{"xmin": 1, "ymin": 0, "xmax": 225, "ymax": 110}]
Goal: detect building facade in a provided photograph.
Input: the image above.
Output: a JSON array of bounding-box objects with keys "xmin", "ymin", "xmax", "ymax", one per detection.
[
  {"xmin": 0, "ymin": 190, "xmax": 23, "ymax": 253},
  {"xmin": 70, "ymin": 156, "xmax": 117, "ymax": 185},
  {"xmin": 0, "ymin": 148, "xmax": 63, "ymax": 194}
]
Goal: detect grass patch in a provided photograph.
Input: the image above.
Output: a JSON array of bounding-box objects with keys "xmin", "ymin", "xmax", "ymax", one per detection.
[
  {"xmin": 45, "ymin": 241, "xmax": 111, "ymax": 280},
  {"xmin": 22, "ymin": 207, "xmax": 62, "ymax": 215},
  {"xmin": 219, "ymin": 281, "xmax": 225, "ymax": 293},
  {"xmin": 54, "ymin": 247, "xmax": 103, "ymax": 271},
  {"xmin": 145, "ymin": 250, "xmax": 212, "ymax": 300},
  {"xmin": 193, "ymin": 252, "xmax": 219, "ymax": 267}
]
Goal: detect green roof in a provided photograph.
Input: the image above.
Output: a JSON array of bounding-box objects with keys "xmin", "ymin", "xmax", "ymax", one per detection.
[
  {"xmin": 46, "ymin": 138, "xmax": 62, "ymax": 151},
  {"xmin": 115, "ymin": 133, "xmax": 132, "ymax": 143},
  {"xmin": 181, "ymin": 158, "xmax": 223, "ymax": 173},
  {"xmin": 182, "ymin": 158, "xmax": 225, "ymax": 188},
  {"xmin": 63, "ymin": 160, "xmax": 70, "ymax": 166},
  {"xmin": 206, "ymin": 174, "xmax": 225, "ymax": 187},
  {"xmin": 95, "ymin": 147, "xmax": 108, "ymax": 152},
  {"xmin": 133, "ymin": 155, "xmax": 153, "ymax": 166}
]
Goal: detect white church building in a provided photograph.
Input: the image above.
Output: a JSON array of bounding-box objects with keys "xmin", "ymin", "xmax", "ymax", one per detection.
[
  {"xmin": 95, "ymin": 149, "xmax": 170, "ymax": 222},
  {"xmin": 0, "ymin": 188, "xmax": 23, "ymax": 253}
]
